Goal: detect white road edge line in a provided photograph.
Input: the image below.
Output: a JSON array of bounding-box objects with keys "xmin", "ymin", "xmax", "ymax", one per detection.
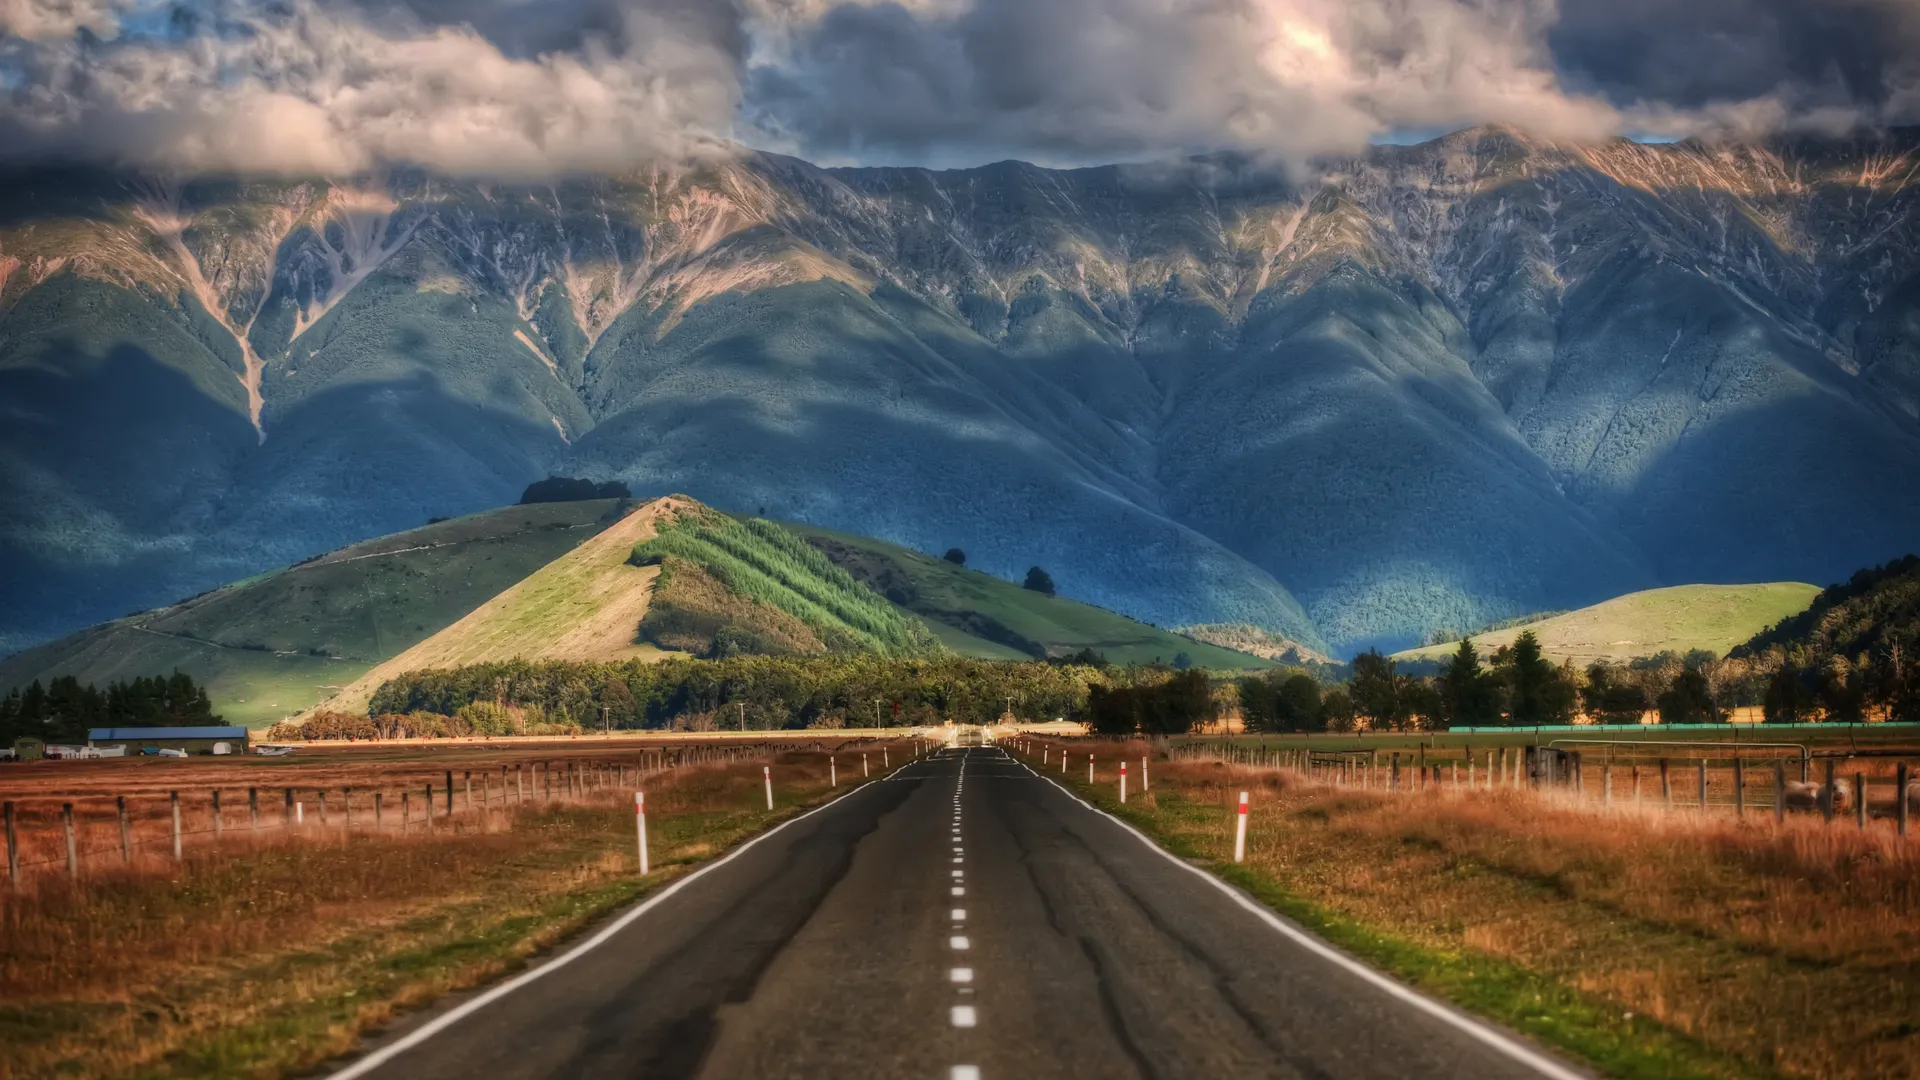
[
  {"xmin": 318, "ymin": 752, "xmax": 919, "ymax": 1080},
  {"xmin": 1012, "ymin": 750, "xmax": 1589, "ymax": 1080}
]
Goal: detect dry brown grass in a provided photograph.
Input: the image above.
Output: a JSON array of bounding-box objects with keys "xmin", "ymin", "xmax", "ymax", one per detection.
[
  {"xmin": 1043, "ymin": 738, "xmax": 1920, "ymax": 1080},
  {"xmin": 0, "ymin": 741, "xmax": 907, "ymax": 1080}
]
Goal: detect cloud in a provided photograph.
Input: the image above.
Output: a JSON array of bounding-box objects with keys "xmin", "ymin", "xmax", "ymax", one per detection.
[
  {"xmin": 0, "ymin": 0, "xmax": 745, "ymax": 175},
  {"xmin": 0, "ymin": 0, "xmax": 1914, "ymax": 175}
]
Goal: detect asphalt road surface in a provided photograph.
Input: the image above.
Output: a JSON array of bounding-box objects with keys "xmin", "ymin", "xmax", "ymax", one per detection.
[{"xmin": 324, "ymin": 746, "xmax": 1585, "ymax": 1080}]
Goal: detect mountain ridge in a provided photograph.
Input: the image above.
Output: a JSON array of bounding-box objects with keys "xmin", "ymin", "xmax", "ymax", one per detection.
[{"xmin": 4, "ymin": 124, "xmax": 1918, "ymax": 655}]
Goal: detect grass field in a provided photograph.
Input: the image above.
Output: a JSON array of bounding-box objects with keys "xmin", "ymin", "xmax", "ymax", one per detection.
[
  {"xmin": 305, "ymin": 498, "xmax": 696, "ymax": 717},
  {"xmin": 789, "ymin": 523, "xmax": 1270, "ymax": 669},
  {"xmin": 1019, "ymin": 737, "xmax": 1920, "ymax": 1080},
  {"xmin": 0, "ymin": 738, "xmax": 910, "ymax": 1080},
  {"xmin": 0, "ymin": 501, "xmax": 628, "ymax": 727},
  {"xmin": 1392, "ymin": 582, "xmax": 1823, "ymax": 667}
]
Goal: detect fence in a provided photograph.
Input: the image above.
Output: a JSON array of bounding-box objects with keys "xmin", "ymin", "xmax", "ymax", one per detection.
[
  {"xmin": 1, "ymin": 741, "xmax": 804, "ymax": 888},
  {"xmin": 1166, "ymin": 741, "xmax": 1917, "ymax": 838}
]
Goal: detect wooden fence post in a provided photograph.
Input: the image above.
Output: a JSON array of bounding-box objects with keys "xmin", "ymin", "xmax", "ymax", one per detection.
[
  {"xmin": 544, "ymin": 763, "xmax": 552, "ymax": 801},
  {"xmin": 464, "ymin": 771, "xmax": 473, "ymax": 812},
  {"xmin": 1896, "ymin": 757, "xmax": 1912, "ymax": 834},
  {"xmin": 402, "ymin": 792, "xmax": 410, "ymax": 831},
  {"xmin": 1733, "ymin": 759, "xmax": 1745, "ymax": 817},
  {"xmin": 1659, "ymin": 760, "xmax": 1671, "ymax": 808},
  {"xmin": 516, "ymin": 764, "xmax": 524, "ymax": 803},
  {"xmin": 1774, "ymin": 761, "xmax": 1786, "ymax": 823},
  {"xmin": 170, "ymin": 791, "xmax": 181, "ymax": 862},
  {"xmin": 444, "ymin": 772, "xmax": 454, "ymax": 814},
  {"xmin": 425, "ymin": 785, "xmax": 435, "ymax": 830},
  {"xmin": 1697, "ymin": 761, "xmax": 1708, "ymax": 814},
  {"xmin": 1632, "ymin": 764, "xmax": 1641, "ymax": 803},
  {"xmin": 62, "ymin": 802, "xmax": 76, "ymax": 878},
  {"xmin": 249, "ymin": 787, "xmax": 259, "ymax": 835},
  {"xmin": 284, "ymin": 787, "xmax": 294, "ymax": 827},
  {"xmin": 212, "ymin": 790, "xmax": 223, "ymax": 841},
  {"xmin": 3, "ymin": 799, "xmax": 16, "ymax": 883},
  {"xmin": 118, "ymin": 796, "xmax": 131, "ymax": 864},
  {"xmin": 374, "ymin": 792, "xmax": 384, "ymax": 829},
  {"xmin": 1390, "ymin": 752, "xmax": 1400, "ymax": 792},
  {"xmin": 1856, "ymin": 772, "xmax": 1867, "ymax": 831}
]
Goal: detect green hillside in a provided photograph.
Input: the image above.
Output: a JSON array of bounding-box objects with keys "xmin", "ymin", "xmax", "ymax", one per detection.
[
  {"xmin": 0, "ymin": 500, "xmax": 629, "ymax": 726},
  {"xmin": 1392, "ymin": 582, "xmax": 1822, "ymax": 667},
  {"xmin": 790, "ymin": 524, "xmax": 1270, "ymax": 669},
  {"xmin": 633, "ymin": 510, "xmax": 941, "ymax": 658},
  {"xmin": 1731, "ymin": 554, "xmax": 1920, "ymax": 663}
]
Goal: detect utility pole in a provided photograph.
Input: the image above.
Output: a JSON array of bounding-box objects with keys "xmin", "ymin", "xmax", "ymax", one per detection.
[
  {"xmin": 601, "ymin": 706, "xmax": 608, "ymax": 736},
  {"xmin": 739, "ymin": 702, "xmax": 746, "ymax": 731}
]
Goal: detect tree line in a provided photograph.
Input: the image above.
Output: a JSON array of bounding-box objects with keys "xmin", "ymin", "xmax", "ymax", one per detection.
[
  {"xmin": 1237, "ymin": 628, "xmax": 1920, "ymax": 732},
  {"xmin": 1, "ymin": 672, "xmax": 222, "ymax": 743}
]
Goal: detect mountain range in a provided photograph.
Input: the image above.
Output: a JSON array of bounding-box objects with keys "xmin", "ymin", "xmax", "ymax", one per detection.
[{"xmin": 4, "ymin": 124, "xmax": 1919, "ymax": 658}]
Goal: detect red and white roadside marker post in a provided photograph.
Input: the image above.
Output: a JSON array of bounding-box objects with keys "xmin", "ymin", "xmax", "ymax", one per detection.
[
  {"xmin": 863, "ymin": 753, "xmax": 869, "ymax": 778},
  {"xmin": 634, "ymin": 791, "xmax": 650, "ymax": 874},
  {"xmin": 1142, "ymin": 756, "xmax": 1149, "ymax": 792},
  {"xmin": 831, "ymin": 757, "xmax": 838, "ymax": 787},
  {"xmin": 1088, "ymin": 753, "xmax": 1094, "ymax": 785},
  {"xmin": 1120, "ymin": 761, "xmax": 1128, "ymax": 804},
  {"xmin": 884, "ymin": 747, "xmax": 889, "ymax": 769},
  {"xmin": 764, "ymin": 765, "xmax": 774, "ymax": 810},
  {"xmin": 1234, "ymin": 791, "xmax": 1249, "ymax": 863}
]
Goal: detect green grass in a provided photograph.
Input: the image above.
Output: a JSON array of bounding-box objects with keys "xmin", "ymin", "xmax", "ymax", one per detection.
[
  {"xmin": 787, "ymin": 523, "xmax": 1271, "ymax": 669},
  {"xmin": 0, "ymin": 501, "xmax": 627, "ymax": 727},
  {"xmin": 633, "ymin": 512, "xmax": 940, "ymax": 657},
  {"xmin": 1392, "ymin": 583, "xmax": 1822, "ymax": 666}
]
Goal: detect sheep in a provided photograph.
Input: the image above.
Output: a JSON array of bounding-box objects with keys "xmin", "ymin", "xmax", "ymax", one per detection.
[{"xmin": 1780, "ymin": 779, "xmax": 1853, "ymax": 813}]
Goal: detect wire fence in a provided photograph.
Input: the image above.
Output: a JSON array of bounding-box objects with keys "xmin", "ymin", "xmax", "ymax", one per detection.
[
  {"xmin": 2, "ymin": 742, "xmax": 798, "ymax": 888},
  {"xmin": 1161, "ymin": 741, "xmax": 1919, "ymax": 837}
]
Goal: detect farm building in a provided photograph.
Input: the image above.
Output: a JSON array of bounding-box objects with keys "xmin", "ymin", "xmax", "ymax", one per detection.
[{"xmin": 88, "ymin": 726, "xmax": 249, "ymax": 755}]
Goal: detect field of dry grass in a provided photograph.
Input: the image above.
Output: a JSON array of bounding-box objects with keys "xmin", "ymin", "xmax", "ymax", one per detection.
[
  {"xmin": 1021, "ymin": 738, "xmax": 1920, "ymax": 1080},
  {"xmin": 0, "ymin": 737, "xmax": 915, "ymax": 1080}
]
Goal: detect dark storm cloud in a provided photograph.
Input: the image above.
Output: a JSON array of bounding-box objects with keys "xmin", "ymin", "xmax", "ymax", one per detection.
[
  {"xmin": 0, "ymin": 0, "xmax": 1915, "ymax": 174},
  {"xmin": 1548, "ymin": 0, "xmax": 1920, "ymax": 114}
]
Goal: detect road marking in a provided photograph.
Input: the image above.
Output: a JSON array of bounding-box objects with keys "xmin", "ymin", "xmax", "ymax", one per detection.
[
  {"xmin": 1027, "ymin": 767, "xmax": 1589, "ymax": 1080},
  {"xmin": 951, "ymin": 967, "xmax": 973, "ymax": 982},
  {"xmin": 952, "ymin": 1068, "xmax": 980, "ymax": 1080},
  {"xmin": 951, "ymin": 886, "xmax": 965, "ymax": 896},
  {"xmin": 316, "ymin": 754, "xmax": 909, "ymax": 1080},
  {"xmin": 951, "ymin": 1005, "xmax": 977, "ymax": 1028},
  {"xmin": 952, "ymin": 870, "xmax": 963, "ymax": 877},
  {"xmin": 952, "ymin": 908, "xmax": 966, "ymax": 921},
  {"xmin": 950, "ymin": 935, "xmax": 970, "ymax": 950}
]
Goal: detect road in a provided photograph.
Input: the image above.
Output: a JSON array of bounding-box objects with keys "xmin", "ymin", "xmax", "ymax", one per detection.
[{"xmin": 323, "ymin": 746, "xmax": 1585, "ymax": 1080}]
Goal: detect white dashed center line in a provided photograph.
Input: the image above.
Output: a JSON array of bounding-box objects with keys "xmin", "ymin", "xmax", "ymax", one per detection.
[
  {"xmin": 950, "ymin": 967, "xmax": 973, "ymax": 983},
  {"xmin": 951, "ymin": 1005, "xmax": 978, "ymax": 1028},
  {"xmin": 951, "ymin": 934, "xmax": 969, "ymax": 950},
  {"xmin": 951, "ymin": 908, "xmax": 966, "ymax": 921}
]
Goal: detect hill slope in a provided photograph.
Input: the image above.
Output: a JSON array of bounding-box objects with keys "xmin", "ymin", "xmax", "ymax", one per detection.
[
  {"xmin": 1392, "ymin": 583, "xmax": 1822, "ymax": 667},
  {"xmin": 793, "ymin": 525, "xmax": 1272, "ymax": 669},
  {"xmin": 1731, "ymin": 555, "xmax": 1920, "ymax": 665},
  {"xmin": 0, "ymin": 500, "xmax": 628, "ymax": 726}
]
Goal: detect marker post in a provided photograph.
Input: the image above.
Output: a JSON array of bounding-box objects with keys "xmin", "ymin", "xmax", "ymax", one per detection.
[
  {"xmin": 1142, "ymin": 756, "xmax": 1149, "ymax": 792},
  {"xmin": 1088, "ymin": 754, "xmax": 1094, "ymax": 785},
  {"xmin": 634, "ymin": 792, "xmax": 649, "ymax": 874},
  {"xmin": 763, "ymin": 765, "xmax": 774, "ymax": 810},
  {"xmin": 1120, "ymin": 762, "xmax": 1128, "ymax": 804},
  {"xmin": 1234, "ymin": 791, "xmax": 1249, "ymax": 863}
]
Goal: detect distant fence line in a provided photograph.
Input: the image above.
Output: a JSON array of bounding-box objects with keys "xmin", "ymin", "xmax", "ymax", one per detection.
[
  {"xmin": 1, "ymin": 742, "xmax": 809, "ymax": 888},
  {"xmin": 1162, "ymin": 741, "xmax": 1917, "ymax": 839}
]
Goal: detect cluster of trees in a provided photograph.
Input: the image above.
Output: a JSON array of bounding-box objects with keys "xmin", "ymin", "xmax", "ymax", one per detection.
[
  {"xmin": 519, "ymin": 476, "xmax": 632, "ymax": 504},
  {"xmin": 1086, "ymin": 670, "xmax": 1215, "ymax": 734},
  {"xmin": 270, "ymin": 703, "xmax": 586, "ymax": 742},
  {"xmin": 0, "ymin": 672, "xmax": 221, "ymax": 742},
  {"xmin": 356, "ymin": 655, "xmax": 1136, "ymax": 734}
]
